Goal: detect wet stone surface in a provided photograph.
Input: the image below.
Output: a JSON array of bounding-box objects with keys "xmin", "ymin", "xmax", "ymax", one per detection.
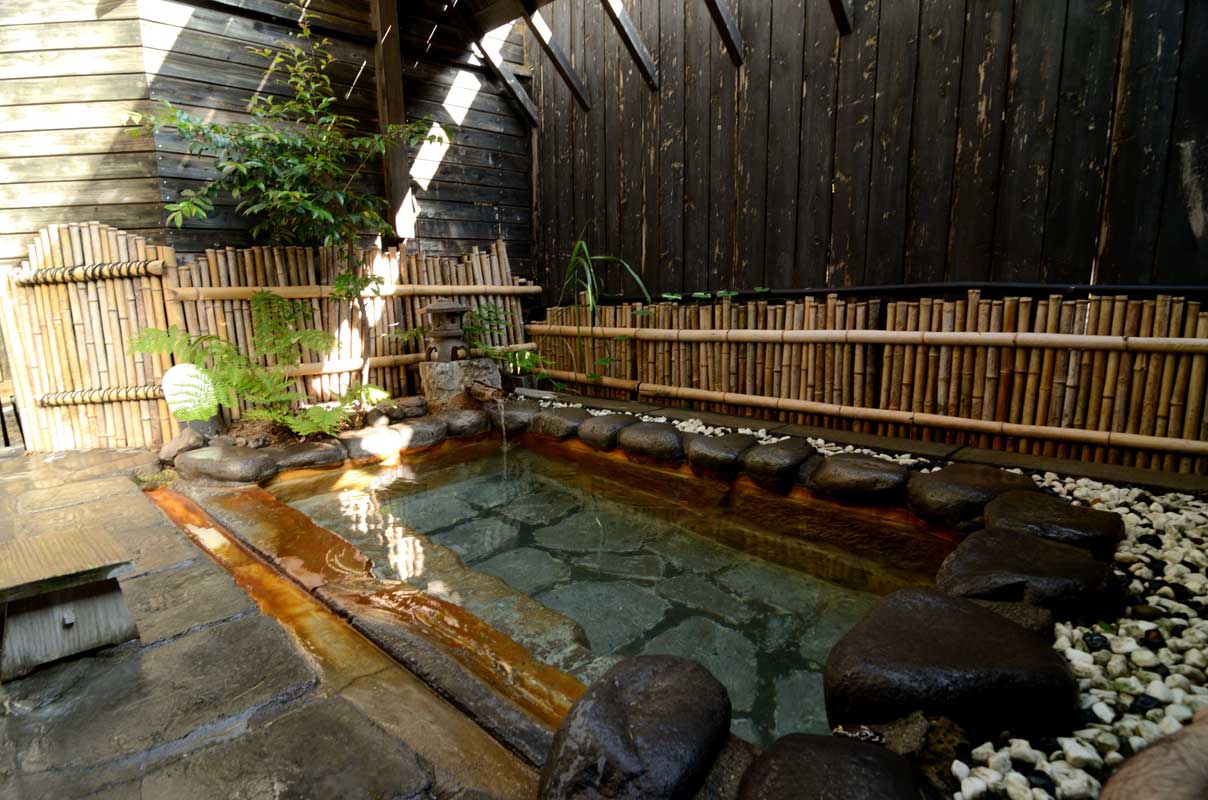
[{"xmin": 284, "ymin": 450, "xmax": 880, "ymax": 747}]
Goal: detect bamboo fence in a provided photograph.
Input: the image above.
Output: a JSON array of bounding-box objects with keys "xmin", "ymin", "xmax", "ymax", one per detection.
[
  {"xmin": 0, "ymin": 223, "xmax": 538, "ymax": 453},
  {"xmin": 528, "ymin": 291, "xmax": 1208, "ymax": 474}
]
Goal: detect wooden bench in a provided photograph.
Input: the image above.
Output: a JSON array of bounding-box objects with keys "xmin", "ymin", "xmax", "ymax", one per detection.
[{"xmin": 0, "ymin": 529, "xmax": 139, "ymax": 681}]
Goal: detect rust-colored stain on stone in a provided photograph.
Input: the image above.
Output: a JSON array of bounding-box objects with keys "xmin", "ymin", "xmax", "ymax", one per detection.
[{"xmin": 204, "ymin": 486, "xmax": 374, "ymax": 591}]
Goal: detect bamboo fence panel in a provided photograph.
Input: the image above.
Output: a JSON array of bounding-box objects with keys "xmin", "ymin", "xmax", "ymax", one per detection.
[
  {"xmin": 529, "ymin": 291, "xmax": 1208, "ymax": 473},
  {"xmin": 0, "ymin": 224, "xmax": 537, "ymax": 452}
]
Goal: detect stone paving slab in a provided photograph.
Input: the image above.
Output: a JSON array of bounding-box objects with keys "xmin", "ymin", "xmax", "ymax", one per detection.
[
  {"xmin": 104, "ymin": 521, "xmax": 204, "ymax": 577},
  {"xmin": 120, "ymin": 558, "xmax": 256, "ymax": 644},
  {"xmin": 3, "ymin": 614, "xmax": 316, "ymax": 773},
  {"xmin": 641, "ymin": 616, "xmax": 759, "ymax": 712},
  {"xmin": 950, "ymin": 446, "xmax": 1208, "ymax": 496},
  {"xmin": 138, "ymin": 697, "xmax": 435, "ymax": 799}
]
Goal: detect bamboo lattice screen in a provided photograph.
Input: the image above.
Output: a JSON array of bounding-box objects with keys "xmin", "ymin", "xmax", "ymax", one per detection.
[
  {"xmin": 0, "ymin": 223, "xmax": 538, "ymax": 453},
  {"xmin": 528, "ymin": 292, "xmax": 1208, "ymax": 474}
]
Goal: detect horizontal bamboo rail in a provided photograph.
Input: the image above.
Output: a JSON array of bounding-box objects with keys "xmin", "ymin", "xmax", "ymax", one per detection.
[
  {"xmin": 0, "ymin": 223, "xmax": 537, "ymax": 452},
  {"xmin": 526, "ymin": 324, "xmax": 1208, "ymax": 354},
  {"xmin": 540, "ymin": 369, "xmax": 1208, "ymax": 457},
  {"xmin": 15, "ymin": 260, "xmax": 165, "ymax": 286},
  {"xmin": 167, "ymin": 283, "xmax": 543, "ymax": 302}
]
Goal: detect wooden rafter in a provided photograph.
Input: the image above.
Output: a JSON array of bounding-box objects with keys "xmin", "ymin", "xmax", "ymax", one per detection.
[
  {"xmin": 520, "ymin": 0, "xmax": 592, "ymax": 110},
  {"xmin": 474, "ymin": 39, "xmax": 540, "ymax": 126},
  {"xmin": 702, "ymin": 0, "xmax": 743, "ymax": 67},
  {"xmin": 600, "ymin": 0, "xmax": 659, "ymax": 89},
  {"xmin": 828, "ymin": 0, "xmax": 854, "ymax": 35}
]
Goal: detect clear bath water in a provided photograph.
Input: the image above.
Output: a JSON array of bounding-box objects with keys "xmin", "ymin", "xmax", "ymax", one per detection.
[{"xmin": 287, "ymin": 449, "xmax": 878, "ymax": 747}]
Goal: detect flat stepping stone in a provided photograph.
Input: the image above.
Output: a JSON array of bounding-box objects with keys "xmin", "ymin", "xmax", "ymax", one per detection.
[
  {"xmin": 175, "ymin": 445, "xmax": 278, "ymax": 484},
  {"xmin": 807, "ymin": 454, "xmax": 909, "ymax": 503},
  {"xmin": 390, "ymin": 417, "xmax": 449, "ymax": 451},
  {"xmin": 532, "ymin": 509, "xmax": 646, "ymax": 552},
  {"xmin": 530, "ymin": 406, "xmax": 593, "ymax": 439},
  {"xmin": 575, "ymin": 552, "xmax": 665, "ymax": 581},
  {"xmin": 539, "ymin": 581, "xmax": 668, "ymax": 653},
  {"xmin": 686, "ymin": 432, "xmax": 760, "ymax": 473},
  {"xmin": 718, "ymin": 561, "xmax": 826, "ymax": 623},
  {"xmin": 430, "ymin": 518, "xmax": 520, "ymax": 563},
  {"xmin": 741, "ymin": 438, "xmax": 818, "ymax": 491},
  {"xmin": 985, "ymin": 489, "xmax": 1125, "ymax": 559},
  {"xmin": 338, "ymin": 426, "xmax": 409, "ymax": 461},
  {"xmin": 262, "ymin": 439, "xmax": 346, "ymax": 469},
  {"xmin": 906, "ymin": 463, "xmax": 1038, "ymax": 528},
  {"xmin": 577, "ymin": 413, "xmax": 638, "ymax": 450},
  {"xmin": 658, "ymin": 574, "xmax": 754, "ymax": 626},
  {"xmin": 824, "ymin": 588, "xmax": 1080, "ymax": 738},
  {"xmin": 476, "ymin": 547, "xmax": 570, "ymax": 594},
  {"xmin": 540, "ymin": 656, "xmax": 731, "ymax": 800},
  {"xmin": 936, "ymin": 527, "xmax": 1118, "ymax": 618},
  {"xmin": 646, "ymin": 530, "xmax": 740, "ymax": 573},
  {"xmin": 438, "ymin": 409, "xmax": 490, "ymax": 437},
  {"xmin": 617, "ymin": 421, "xmax": 684, "ymax": 461},
  {"xmin": 501, "ymin": 488, "xmax": 580, "ymax": 526},
  {"xmin": 737, "ymin": 734, "xmax": 922, "ymax": 800},
  {"xmin": 772, "ymin": 671, "xmax": 829, "ymax": 737},
  {"xmin": 484, "ymin": 399, "xmax": 539, "ymax": 434},
  {"xmin": 642, "ymin": 616, "xmax": 759, "ymax": 711}
]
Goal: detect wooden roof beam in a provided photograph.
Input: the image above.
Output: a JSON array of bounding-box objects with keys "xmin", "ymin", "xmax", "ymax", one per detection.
[
  {"xmin": 520, "ymin": 1, "xmax": 591, "ymax": 110},
  {"xmin": 702, "ymin": 0, "xmax": 743, "ymax": 67},
  {"xmin": 473, "ymin": 39, "xmax": 540, "ymax": 126},
  {"xmin": 601, "ymin": 0, "xmax": 659, "ymax": 90},
  {"xmin": 828, "ymin": 0, "xmax": 854, "ymax": 35}
]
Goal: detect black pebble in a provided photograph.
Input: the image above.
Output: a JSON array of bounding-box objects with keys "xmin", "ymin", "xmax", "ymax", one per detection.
[
  {"xmin": 1130, "ymin": 694, "xmax": 1162, "ymax": 713},
  {"xmin": 1132, "ymin": 604, "xmax": 1165, "ymax": 621},
  {"xmin": 1143, "ymin": 629, "xmax": 1167, "ymax": 648},
  {"xmin": 1138, "ymin": 533, "xmax": 1163, "ymax": 548},
  {"xmin": 1029, "ymin": 772, "xmax": 1057, "ymax": 793},
  {"xmin": 1084, "ymin": 633, "xmax": 1110, "ymax": 652},
  {"xmin": 1153, "ymin": 664, "xmax": 1171, "ymax": 677}
]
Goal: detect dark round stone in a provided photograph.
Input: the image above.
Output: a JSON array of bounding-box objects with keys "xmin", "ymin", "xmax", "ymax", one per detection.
[
  {"xmin": 1143, "ymin": 629, "xmax": 1167, "ymax": 649},
  {"xmin": 1029, "ymin": 772, "xmax": 1057, "ymax": 793},
  {"xmin": 577, "ymin": 413, "xmax": 639, "ymax": 450},
  {"xmin": 935, "ymin": 527, "xmax": 1120, "ymax": 619},
  {"xmin": 1137, "ymin": 533, "xmax": 1163, "ymax": 548},
  {"xmin": 439, "ymin": 409, "xmax": 491, "ymax": 437},
  {"xmin": 1132, "ymin": 604, "xmax": 1166, "ymax": 621},
  {"xmin": 1130, "ymin": 694, "xmax": 1162, "ymax": 713},
  {"xmin": 1084, "ymin": 633, "xmax": 1110, "ymax": 652},
  {"xmin": 686, "ymin": 432, "xmax": 760, "ymax": 474},
  {"xmin": 539, "ymin": 655, "xmax": 731, "ymax": 800},
  {"xmin": 262, "ymin": 439, "xmax": 347, "ymax": 470},
  {"xmin": 530, "ymin": 407, "xmax": 594, "ymax": 440},
  {"xmin": 806, "ymin": 453, "xmax": 910, "ymax": 504},
  {"xmin": 985, "ymin": 491, "xmax": 1125, "ymax": 559},
  {"xmin": 484, "ymin": 399, "xmax": 539, "ymax": 434},
  {"xmin": 617, "ymin": 422, "xmax": 685, "ymax": 462},
  {"xmin": 824, "ymin": 588, "xmax": 1080, "ymax": 739},
  {"xmin": 740, "ymin": 438, "xmax": 818, "ymax": 492},
  {"xmin": 907, "ymin": 464, "xmax": 1039, "ymax": 529},
  {"xmin": 175, "ymin": 445, "xmax": 279, "ymax": 485},
  {"xmin": 737, "ymin": 734, "xmax": 923, "ymax": 800}
]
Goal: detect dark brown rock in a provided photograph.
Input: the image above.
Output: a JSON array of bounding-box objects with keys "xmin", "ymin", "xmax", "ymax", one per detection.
[
  {"xmin": 578, "ymin": 413, "xmax": 639, "ymax": 451},
  {"xmin": 159, "ymin": 427, "xmax": 206, "ymax": 464},
  {"xmin": 985, "ymin": 490, "xmax": 1125, "ymax": 559},
  {"xmin": 485, "ymin": 399, "xmax": 540, "ymax": 434},
  {"xmin": 807, "ymin": 454, "xmax": 910, "ymax": 503},
  {"xmin": 175, "ymin": 446, "xmax": 279, "ymax": 485},
  {"xmin": 391, "ymin": 417, "xmax": 449, "ymax": 452},
  {"xmin": 686, "ymin": 433, "xmax": 759, "ymax": 474},
  {"xmin": 439, "ymin": 409, "xmax": 491, "ymax": 437},
  {"xmin": 539, "ymin": 655, "xmax": 731, "ymax": 800},
  {"xmin": 969, "ymin": 600, "xmax": 1055, "ymax": 634},
  {"xmin": 737, "ymin": 734, "xmax": 923, "ymax": 800},
  {"xmin": 532, "ymin": 407, "xmax": 594, "ymax": 440},
  {"xmin": 906, "ymin": 464, "xmax": 1038, "ymax": 528},
  {"xmin": 824, "ymin": 588, "xmax": 1079, "ymax": 738},
  {"xmin": 618, "ymin": 422, "xmax": 684, "ymax": 462},
  {"xmin": 936, "ymin": 527, "xmax": 1119, "ymax": 618},
  {"xmin": 262, "ymin": 439, "xmax": 346, "ymax": 470},
  {"xmin": 740, "ymin": 438, "xmax": 818, "ymax": 491}
]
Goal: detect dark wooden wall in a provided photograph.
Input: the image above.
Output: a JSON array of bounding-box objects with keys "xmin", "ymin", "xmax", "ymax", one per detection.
[
  {"xmin": 1, "ymin": 0, "xmax": 535, "ymax": 274},
  {"xmin": 529, "ymin": 0, "xmax": 1208, "ymax": 297}
]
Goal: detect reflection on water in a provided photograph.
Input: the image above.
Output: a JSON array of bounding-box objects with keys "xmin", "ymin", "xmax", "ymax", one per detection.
[{"xmin": 288, "ymin": 450, "xmax": 880, "ymax": 748}]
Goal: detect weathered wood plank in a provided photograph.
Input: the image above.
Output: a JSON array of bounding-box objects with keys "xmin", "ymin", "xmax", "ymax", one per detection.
[
  {"xmin": 523, "ymin": 1, "xmax": 592, "ymax": 110},
  {"xmin": 703, "ymin": 0, "xmax": 744, "ymax": 67},
  {"xmin": 736, "ymin": 0, "xmax": 773, "ymax": 289},
  {"xmin": 866, "ymin": 0, "xmax": 921, "ymax": 284},
  {"xmin": 585, "ymin": 0, "xmax": 609, "ymax": 249},
  {"xmin": 1096, "ymin": 0, "xmax": 1186, "ymax": 284},
  {"xmin": 0, "ymin": 100, "xmax": 156, "ymax": 134},
  {"xmin": 0, "ymin": 74, "xmax": 149, "ymax": 105},
  {"xmin": 1154, "ymin": 0, "xmax": 1208, "ymax": 283},
  {"xmin": 903, "ymin": 0, "xmax": 965, "ymax": 283},
  {"xmin": 795, "ymin": 0, "xmax": 840, "ymax": 286},
  {"xmin": 601, "ymin": 0, "xmax": 659, "ymax": 89},
  {"xmin": 0, "ymin": 19, "xmax": 139, "ymax": 52},
  {"xmin": 0, "ymin": 178, "xmax": 161, "ymax": 209},
  {"xmin": 946, "ymin": 0, "xmax": 1012, "ymax": 280},
  {"xmin": 682, "ymin": 0, "xmax": 711, "ymax": 293},
  {"xmin": 0, "ymin": 0, "xmax": 137, "ymax": 25},
  {"xmin": 762, "ymin": 0, "xmax": 806, "ymax": 288},
  {"xmin": 657, "ymin": 0, "xmax": 686, "ymax": 296},
  {"xmin": 828, "ymin": 0, "xmax": 880, "ymax": 287},
  {"xmin": 0, "ymin": 153, "xmax": 157, "ymax": 183},
  {"xmin": 0, "ymin": 129, "xmax": 155, "ymax": 159},
  {"xmin": 0, "ymin": 47, "xmax": 144, "ymax": 80},
  {"xmin": 708, "ymin": 0, "xmax": 738, "ymax": 291}
]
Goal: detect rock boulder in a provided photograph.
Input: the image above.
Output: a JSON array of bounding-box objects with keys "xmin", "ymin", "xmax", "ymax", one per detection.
[
  {"xmin": 262, "ymin": 439, "xmax": 346, "ymax": 470},
  {"xmin": 159, "ymin": 427, "xmax": 206, "ymax": 464},
  {"xmin": 539, "ymin": 655, "xmax": 731, "ymax": 800},
  {"xmin": 737, "ymin": 734, "xmax": 923, "ymax": 800},
  {"xmin": 485, "ymin": 399, "xmax": 540, "ymax": 435},
  {"xmin": 618, "ymin": 422, "xmax": 684, "ymax": 462},
  {"xmin": 985, "ymin": 490, "xmax": 1124, "ymax": 559},
  {"xmin": 740, "ymin": 438, "xmax": 817, "ymax": 491},
  {"xmin": 578, "ymin": 414, "xmax": 639, "ymax": 451},
  {"xmin": 531, "ymin": 407, "xmax": 594, "ymax": 440},
  {"xmin": 807, "ymin": 454, "xmax": 910, "ymax": 503},
  {"xmin": 686, "ymin": 433, "xmax": 759, "ymax": 474},
  {"xmin": 175, "ymin": 446, "xmax": 279, "ymax": 485},
  {"xmin": 824, "ymin": 588, "xmax": 1079, "ymax": 738},
  {"xmin": 906, "ymin": 464, "xmax": 1038, "ymax": 529},
  {"xmin": 440, "ymin": 409, "xmax": 491, "ymax": 438}
]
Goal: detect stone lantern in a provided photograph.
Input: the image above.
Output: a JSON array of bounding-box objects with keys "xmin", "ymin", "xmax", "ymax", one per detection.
[{"xmin": 423, "ymin": 299, "xmax": 470, "ymax": 362}]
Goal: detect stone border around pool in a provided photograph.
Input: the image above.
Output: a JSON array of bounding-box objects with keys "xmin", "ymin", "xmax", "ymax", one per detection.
[{"xmin": 153, "ymin": 398, "xmax": 1208, "ymax": 799}]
